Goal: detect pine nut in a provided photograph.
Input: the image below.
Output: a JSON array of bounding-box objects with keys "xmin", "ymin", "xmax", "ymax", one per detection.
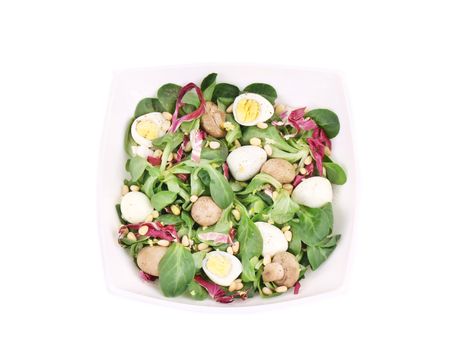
[
  {"xmin": 222, "ymin": 122, "xmax": 235, "ymax": 131},
  {"xmin": 235, "ymin": 279, "xmax": 242, "ymax": 283},
  {"xmin": 283, "ymin": 183, "xmax": 293, "ymax": 192},
  {"xmin": 272, "ymin": 191, "xmax": 279, "ymax": 200},
  {"xmin": 162, "ymin": 120, "xmax": 171, "ymax": 131},
  {"xmin": 151, "ymin": 210, "xmax": 160, "ymax": 219},
  {"xmin": 209, "ymin": 141, "xmax": 220, "ymax": 149},
  {"xmin": 236, "ymin": 282, "xmax": 244, "ymax": 290},
  {"xmin": 121, "ymin": 185, "xmax": 129, "ymax": 196},
  {"xmin": 229, "ymin": 283, "xmax": 237, "ymax": 292},
  {"xmin": 190, "ymin": 195, "xmax": 198, "ymax": 203},
  {"xmin": 299, "ymin": 167, "xmax": 308, "ymax": 175},
  {"xmin": 264, "ymin": 144, "xmax": 273, "ymax": 156},
  {"xmin": 323, "ymin": 167, "xmax": 327, "ymax": 177},
  {"xmin": 262, "ymin": 287, "xmax": 273, "ymax": 295},
  {"xmin": 153, "ymin": 149, "xmax": 163, "ymax": 157},
  {"xmin": 275, "ymin": 286, "xmax": 288, "ymax": 293},
  {"xmin": 170, "ymin": 205, "xmax": 181, "ymax": 216},
  {"xmin": 168, "ymin": 153, "xmax": 174, "ymax": 162},
  {"xmin": 284, "ymin": 230, "xmax": 293, "ymax": 242},
  {"xmin": 189, "ymin": 239, "xmax": 194, "ymax": 247},
  {"xmin": 145, "ymin": 214, "xmax": 154, "ymax": 222},
  {"xmin": 138, "ymin": 225, "xmax": 149, "ymax": 235},
  {"xmin": 157, "ymin": 240, "xmax": 170, "ymax": 247},
  {"xmin": 163, "ymin": 112, "xmax": 173, "ymax": 120},
  {"xmin": 274, "ymin": 104, "xmax": 286, "ymax": 115},
  {"xmin": 182, "ymin": 235, "xmax": 190, "ymax": 247},
  {"xmin": 226, "ymin": 104, "xmax": 234, "ymax": 113},
  {"xmin": 257, "ymin": 122, "xmax": 268, "ymax": 129},
  {"xmin": 234, "ymin": 140, "xmax": 242, "ymax": 148},
  {"xmin": 263, "ymin": 255, "xmax": 271, "ymax": 266},
  {"xmin": 232, "ymin": 209, "xmax": 241, "ymax": 221},
  {"xmin": 130, "ymin": 185, "xmax": 140, "ymax": 192},
  {"xmin": 198, "ymin": 243, "xmax": 209, "ymax": 250},
  {"xmin": 249, "ymin": 137, "xmax": 262, "ymax": 146},
  {"xmin": 126, "ymin": 232, "xmax": 136, "ymax": 241},
  {"xmin": 267, "ymin": 219, "xmax": 274, "ymax": 225},
  {"xmin": 304, "ymin": 156, "xmax": 313, "ymax": 165},
  {"xmin": 324, "ymin": 146, "xmax": 331, "ymax": 156},
  {"xmin": 227, "ymin": 246, "xmax": 234, "ymax": 254},
  {"xmin": 184, "ymin": 142, "xmax": 192, "ymax": 152},
  {"xmin": 232, "ymin": 241, "xmax": 240, "ymax": 254}
]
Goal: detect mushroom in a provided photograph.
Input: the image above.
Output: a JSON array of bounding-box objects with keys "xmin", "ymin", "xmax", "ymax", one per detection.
[
  {"xmin": 190, "ymin": 196, "xmax": 222, "ymax": 226},
  {"xmin": 201, "ymin": 101, "xmax": 226, "ymax": 138},
  {"xmin": 260, "ymin": 159, "xmax": 296, "ymax": 184},
  {"xmin": 262, "ymin": 262, "xmax": 284, "ymax": 282},
  {"xmin": 262, "ymin": 252, "xmax": 300, "ymax": 287},
  {"xmin": 136, "ymin": 245, "xmax": 168, "ymax": 276}
]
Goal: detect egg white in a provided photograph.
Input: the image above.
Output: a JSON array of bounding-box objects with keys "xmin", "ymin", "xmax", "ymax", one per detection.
[
  {"xmin": 291, "ymin": 176, "xmax": 333, "ymax": 208},
  {"xmin": 202, "ymin": 251, "xmax": 243, "ymax": 287},
  {"xmin": 226, "ymin": 145, "xmax": 267, "ymax": 181},
  {"xmin": 131, "ymin": 112, "xmax": 170, "ymax": 147},
  {"xmin": 120, "ymin": 191, "xmax": 154, "ymax": 224},
  {"xmin": 232, "ymin": 93, "xmax": 274, "ymax": 126},
  {"xmin": 255, "ymin": 222, "xmax": 288, "ymax": 257}
]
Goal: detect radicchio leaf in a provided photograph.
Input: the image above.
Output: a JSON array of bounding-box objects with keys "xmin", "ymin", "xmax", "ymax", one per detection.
[
  {"xmin": 308, "ymin": 127, "xmax": 331, "ymax": 175},
  {"xmin": 292, "ymin": 174, "xmax": 304, "ymax": 187},
  {"xmin": 294, "ymin": 281, "xmax": 301, "ymax": 295},
  {"xmin": 277, "ymin": 108, "xmax": 317, "ymax": 138},
  {"xmin": 169, "ymin": 83, "xmax": 206, "ymax": 133},
  {"xmin": 147, "ymin": 155, "xmax": 161, "ymax": 166},
  {"xmin": 287, "ymin": 107, "xmax": 317, "ymax": 132},
  {"xmin": 198, "ymin": 232, "xmax": 230, "ymax": 244},
  {"xmin": 223, "ymin": 163, "xmax": 229, "ymax": 179},
  {"xmin": 194, "ymin": 275, "xmax": 247, "ymax": 303},
  {"xmin": 228, "ymin": 228, "xmax": 236, "ymax": 243},
  {"xmin": 139, "ymin": 270, "xmax": 157, "ymax": 282},
  {"xmin": 189, "ymin": 129, "xmax": 206, "ymax": 163},
  {"xmin": 175, "ymin": 173, "xmax": 189, "ymax": 182},
  {"xmin": 118, "ymin": 222, "xmax": 178, "ymax": 242},
  {"xmin": 174, "ymin": 136, "xmax": 189, "ymax": 163}
]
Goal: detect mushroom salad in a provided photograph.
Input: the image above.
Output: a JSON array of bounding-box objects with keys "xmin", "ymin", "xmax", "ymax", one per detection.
[{"xmin": 117, "ymin": 73, "xmax": 347, "ymax": 303}]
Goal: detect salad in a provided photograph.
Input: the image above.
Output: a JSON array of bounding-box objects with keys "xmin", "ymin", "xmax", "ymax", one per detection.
[{"xmin": 116, "ymin": 73, "xmax": 347, "ymax": 303}]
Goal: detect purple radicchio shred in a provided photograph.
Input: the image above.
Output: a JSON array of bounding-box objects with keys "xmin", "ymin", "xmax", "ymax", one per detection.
[
  {"xmin": 194, "ymin": 275, "xmax": 247, "ymax": 303},
  {"xmin": 118, "ymin": 222, "xmax": 179, "ymax": 242},
  {"xmin": 169, "ymin": 83, "xmax": 206, "ymax": 133},
  {"xmin": 189, "ymin": 129, "xmax": 206, "ymax": 163},
  {"xmin": 139, "ymin": 270, "xmax": 157, "ymax": 282},
  {"xmin": 294, "ymin": 281, "xmax": 301, "ymax": 295}
]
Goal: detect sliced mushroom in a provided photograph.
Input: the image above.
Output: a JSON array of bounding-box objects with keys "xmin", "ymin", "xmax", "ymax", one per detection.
[
  {"xmin": 136, "ymin": 245, "xmax": 168, "ymax": 276},
  {"xmin": 190, "ymin": 196, "xmax": 222, "ymax": 226},
  {"xmin": 201, "ymin": 101, "xmax": 226, "ymax": 138},
  {"xmin": 260, "ymin": 158, "xmax": 296, "ymax": 184}
]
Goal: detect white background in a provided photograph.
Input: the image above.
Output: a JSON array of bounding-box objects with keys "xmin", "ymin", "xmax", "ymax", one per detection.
[{"xmin": 1, "ymin": 0, "xmax": 453, "ymax": 349}]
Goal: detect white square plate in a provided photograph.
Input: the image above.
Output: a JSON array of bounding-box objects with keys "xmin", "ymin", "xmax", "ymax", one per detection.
[{"xmin": 98, "ymin": 64, "xmax": 356, "ymax": 309}]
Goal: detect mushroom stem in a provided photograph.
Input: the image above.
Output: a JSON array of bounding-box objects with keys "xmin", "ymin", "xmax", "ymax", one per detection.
[{"xmin": 262, "ymin": 262, "xmax": 285, "ymax": 282}]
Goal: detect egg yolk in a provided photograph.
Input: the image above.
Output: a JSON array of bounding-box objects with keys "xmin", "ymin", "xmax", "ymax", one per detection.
[
  {"xmin": 236, "ymin": 99, "xmax": 261, "ymax": 123},
  {"xmin": 136, "ymin": 120, "xmax": 159, "ymax": 140},
  {"xmin": 206, "ymin": 255, "xmax": 231, "ymax": 277}
]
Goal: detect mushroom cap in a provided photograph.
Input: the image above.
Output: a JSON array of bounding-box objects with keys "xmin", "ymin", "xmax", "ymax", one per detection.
[
  {"xmin": 261, "ymin": 158, "xmax": 296, "ymax": 184},
  {"xmin": 136, "ymin": 245, "xmax": 168, "ymax": 276},
  {"xmin": 262, "ymin": 262, "xmax": 285, "ymax": 282},
  {"xmin": 272, "ymin": 252, "xmax": 300, "ymax": 287},
  {"xmin": 201, "ymin": 101, "xmax": 226, "ymax": 138},
  {"xmin": 190, "ymin": 196, "xmax": 222, "ymax": 226}
]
